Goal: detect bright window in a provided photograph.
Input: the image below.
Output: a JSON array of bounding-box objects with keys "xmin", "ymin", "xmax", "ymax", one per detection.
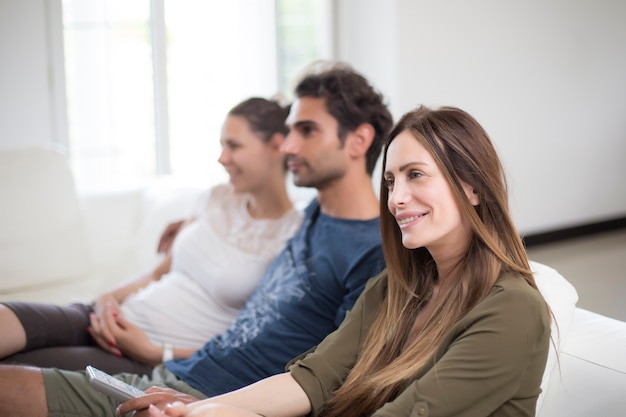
[{"xmin": 61, "ymin": 0, "xmax": 332, "ymax": 191}]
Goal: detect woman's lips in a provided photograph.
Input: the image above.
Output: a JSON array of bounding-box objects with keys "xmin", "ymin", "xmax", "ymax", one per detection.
[{"xmin": 396, "ymin": 212, "xmax": 427, "ymax": 229}]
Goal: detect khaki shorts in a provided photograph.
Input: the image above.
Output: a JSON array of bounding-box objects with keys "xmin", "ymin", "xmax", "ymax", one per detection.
[{"xmin": 43, "ymin": 364, "xmax": 207, "ymax": 417}]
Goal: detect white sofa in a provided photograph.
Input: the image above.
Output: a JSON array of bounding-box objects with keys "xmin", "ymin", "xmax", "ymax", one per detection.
[
  {"xmin": 1, "ymin": 147, "xmax": 625, "ymax": 416},
  {"xmin": 0, "ymin": 147, "xmax": 206, "ymax": 304}
]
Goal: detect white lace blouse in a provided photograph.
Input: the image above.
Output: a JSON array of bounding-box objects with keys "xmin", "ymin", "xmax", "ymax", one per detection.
[{"xmin": 121, "ymin": 183, "xmax": 303, "ymax": 349}]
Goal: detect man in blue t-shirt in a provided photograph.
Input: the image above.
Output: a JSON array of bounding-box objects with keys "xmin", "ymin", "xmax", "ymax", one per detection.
[{"xmin": 0, "ymin": 62, "xmax": 394, "ymax": 417}]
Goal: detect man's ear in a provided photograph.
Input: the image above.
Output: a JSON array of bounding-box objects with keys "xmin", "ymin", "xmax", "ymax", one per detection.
[{"xmin": 348, "ymin": 123, "xmax": 375, "ymax": 158}]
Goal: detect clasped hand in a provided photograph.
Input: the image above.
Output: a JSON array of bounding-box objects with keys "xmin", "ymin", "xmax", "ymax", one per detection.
[{"xmin": 89, "ymin": 296, "xmax": 161, "ymax": 364}]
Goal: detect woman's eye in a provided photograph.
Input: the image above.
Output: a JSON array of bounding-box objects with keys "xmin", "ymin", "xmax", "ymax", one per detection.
[
  {"xmin": 383, "ymin": 178, "xmax": 395, "ymax": 189},
  {"xmin": 221, "ymin": 140, "xmax": 241, "ymax": 151},
  {"xmin": 408, "ymin": 171, "xmax": 423, "ymax": 180}
]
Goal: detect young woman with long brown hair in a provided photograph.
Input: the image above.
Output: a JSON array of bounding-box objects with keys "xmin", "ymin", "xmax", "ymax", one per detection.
[{"xmin": 146, "ymin": 105, "xmax": 551, "ymax": 417}]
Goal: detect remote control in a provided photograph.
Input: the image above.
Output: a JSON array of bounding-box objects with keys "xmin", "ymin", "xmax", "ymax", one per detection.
[{"xmin": 86, "ymin": 365, "xmax": 145, "ymax": 402}]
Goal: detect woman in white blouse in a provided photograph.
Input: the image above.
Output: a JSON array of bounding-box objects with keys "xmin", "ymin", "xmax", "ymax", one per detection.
[{"xmin": 0, "ymin": 98, "xmax": 302, "ymax": 375}]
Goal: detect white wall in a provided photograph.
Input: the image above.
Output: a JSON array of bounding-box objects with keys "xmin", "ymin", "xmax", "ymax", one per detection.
[
  {"xmin": 335, "ymin": 0, "xmax": 626, "ymax": 234},
  {"xmin": 1, "ymin": 0, "xmax": 624, "ymax": 235},
  {"xmin": 0, "ymin": 0, "xmax": 64, "ymax": 149}
]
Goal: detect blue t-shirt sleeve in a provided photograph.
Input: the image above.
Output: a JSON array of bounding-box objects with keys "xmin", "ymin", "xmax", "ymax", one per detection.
[{"xmin": 333, "ymin": 244, "xmax": 385, "ymax": 326}]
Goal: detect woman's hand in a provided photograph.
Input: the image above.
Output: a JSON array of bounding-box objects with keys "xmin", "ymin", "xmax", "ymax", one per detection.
[
  {"xmin": 107, "ymin": 315, "xmax": 162, "ymax": 365},
  {"xmin": 148, "ymin": 402, "xmax": 187, "ymax": 417},
  {"xmin": 89, "ymin": 300, "xmax": 161, "ymax": 364},
  {"xmin": 117, "ymin": 387, "xmax": 198, "ymax": 417},
  {"xmin": 148, "ymin": 402, "xmax": 261, "ymax": 417},
  {"xmin": 88, "ymin": 295, "xmax": 123, "ymax": 356},
  {"xmin": 128, "ymin": 373, "xmax": 310, "ymax": 417}
]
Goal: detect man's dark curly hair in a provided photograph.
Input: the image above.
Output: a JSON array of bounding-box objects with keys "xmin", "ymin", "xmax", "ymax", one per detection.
[{"xmin": 294, "ymin": 61, "xmax": 393, "ymax": 176}]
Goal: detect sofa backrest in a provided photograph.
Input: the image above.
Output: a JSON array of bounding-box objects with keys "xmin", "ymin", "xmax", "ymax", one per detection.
[{"xmin": 0, "ymin": 147, "xmax": 90, "ymax": 293}]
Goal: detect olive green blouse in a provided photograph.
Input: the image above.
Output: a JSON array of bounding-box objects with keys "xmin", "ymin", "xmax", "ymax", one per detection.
[{"xmin": 288, "ymin": 270, "xmax": 550, "ymax": 417}]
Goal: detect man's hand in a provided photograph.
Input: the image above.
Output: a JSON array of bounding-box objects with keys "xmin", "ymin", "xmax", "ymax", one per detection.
[
  {"xmin": 116, "ymin": 387, "xmax": 197, "ymax": 417},
  {"xmin": 157, "ymin": 220, "xmax": 186, "ymax": 254}
]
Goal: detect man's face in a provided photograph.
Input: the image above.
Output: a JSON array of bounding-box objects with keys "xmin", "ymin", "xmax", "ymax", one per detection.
[{"xmin": 282, "ymin": 97, "xmax": 349, "ymax": 190}]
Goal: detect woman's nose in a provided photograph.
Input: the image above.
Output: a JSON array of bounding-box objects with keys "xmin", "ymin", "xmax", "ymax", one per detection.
[
  {"xmin": 389, "ymin": 181, "xmax": 410, "ymax": 207},
  {"xmin": 218, "ymin": 149, "xmax": 229, "ymax": 165}
]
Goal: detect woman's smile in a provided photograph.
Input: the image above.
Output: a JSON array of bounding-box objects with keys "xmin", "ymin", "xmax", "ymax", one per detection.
[{"xmin": 395, "ymin": 212, "xmax": 428, "ymax": 229}]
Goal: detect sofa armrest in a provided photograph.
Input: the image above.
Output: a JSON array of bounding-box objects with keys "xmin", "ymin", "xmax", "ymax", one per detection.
[{"xmin": 537, "ymin": 308, "xmax": 626, "ymax": 417}]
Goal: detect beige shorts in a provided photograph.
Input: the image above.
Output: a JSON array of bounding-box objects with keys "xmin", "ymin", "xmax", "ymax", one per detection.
[{"xmin": 43, "ymin": 364, "xmax": 207, "ymax": 417}]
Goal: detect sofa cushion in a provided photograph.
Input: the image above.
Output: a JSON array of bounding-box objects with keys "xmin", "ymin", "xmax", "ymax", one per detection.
[
  {"xmin": 0, "ymin": 148, "xmax": 90, "ymax": 294},
  {"xmin": 133, "ymin": 179, "xmax": 205, "ymax": 271},
  {"xmin": 537, "ymin": 308, "xmax": 626, "ymax": 417},
  {"xmin": 530, "ymin": 260, "xmax": 579, "ymax": 413}
]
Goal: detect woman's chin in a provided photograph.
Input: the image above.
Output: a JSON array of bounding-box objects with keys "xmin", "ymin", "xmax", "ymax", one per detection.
[
  {"xmin": 229, "ymin": 178, "xmax": 244, "ymax": 192},
  {"xmin": 401, "ymin": 237, "xmax": 421, "ymax": 250}
]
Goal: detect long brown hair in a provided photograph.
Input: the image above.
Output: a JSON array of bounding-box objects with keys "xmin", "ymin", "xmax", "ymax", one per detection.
[{"xmin": 323, "ymin": 106, "xmax": 538, "ymax": 417}]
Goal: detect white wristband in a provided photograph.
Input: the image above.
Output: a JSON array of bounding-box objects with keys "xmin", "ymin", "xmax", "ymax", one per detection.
[{"xmin": 162, "ymin": 342, "xmax": 174, "ymax": 362}]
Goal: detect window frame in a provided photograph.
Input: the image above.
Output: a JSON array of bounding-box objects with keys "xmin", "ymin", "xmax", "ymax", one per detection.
[{"xmin": 47, "ymin": 0, "xmax": 335, "ymax": 192}]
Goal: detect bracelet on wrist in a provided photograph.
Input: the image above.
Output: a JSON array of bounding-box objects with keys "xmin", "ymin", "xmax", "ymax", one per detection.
[{"xmin": 162, "ymin": 342, "xmax": 174, "ymax": 362}]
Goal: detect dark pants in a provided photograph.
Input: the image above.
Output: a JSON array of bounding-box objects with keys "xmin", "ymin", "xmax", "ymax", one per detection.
[{"xmin": 1, "ymin": 301, "xmax": 153, "ymax": 375}]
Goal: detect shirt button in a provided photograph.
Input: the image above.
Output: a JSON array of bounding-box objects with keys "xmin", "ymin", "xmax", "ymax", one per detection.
[{"xmin": 417, "ymin": 407, "xmax": 426, "ymax": 415}]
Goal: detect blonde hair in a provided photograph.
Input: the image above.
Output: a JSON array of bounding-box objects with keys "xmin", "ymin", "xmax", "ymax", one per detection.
[{"xmin": 323, "ymin": 106, "xmax": 540, "ymax": 417}]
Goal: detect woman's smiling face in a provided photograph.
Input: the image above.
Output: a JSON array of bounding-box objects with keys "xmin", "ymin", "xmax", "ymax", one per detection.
[
  {"xmin": 383, "ymin": 130, "xmax": 478, "ymax": 257},
  {"xmin": 218, "ymin": 115, "xmax": 282, "ymax": 194}
]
